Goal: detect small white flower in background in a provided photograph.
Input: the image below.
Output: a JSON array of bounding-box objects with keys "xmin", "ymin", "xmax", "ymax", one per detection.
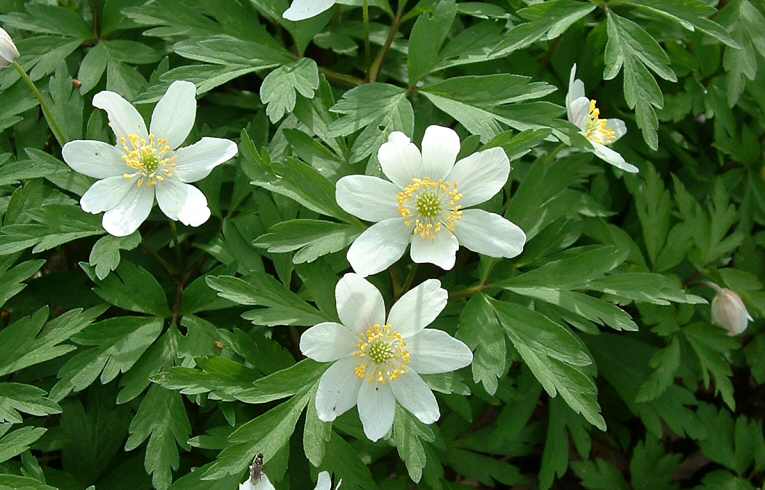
[
  {"xmin": 283, "ymin": 0, "xmax": 336, "ymax": 21},
  {"xmin": 709, "ymin": 283, "xmax": 752, "ymax": 336},
  {"xmin": 336, "ymin": 126, "xmax": 527, "ymax": 277},
  {"xmin": 566, "ymin": 64, "xmax": 638, "ymax": 174},
  {"xmin": 239, "ymin": 469, "xmax": 339, "ymax": 490},
  {"xmin": 0, "ymin": 26, "xmax": 19, "ymax": 67},
  {"xmin": 300, "ymin": 273, "xmax": 473, "ymax": 442},
  {"xmin": 62, "ymin": 81, "xmax": 238, "ymax": 237}
]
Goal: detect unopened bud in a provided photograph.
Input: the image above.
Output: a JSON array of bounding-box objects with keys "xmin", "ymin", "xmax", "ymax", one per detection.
[
  {"xmin": 710, "ymin": 285, "xmax": 752, "ymax": 336},
  {"xmin": 0, "ymin": 27, "xmax": 19, "ymax": 68}
]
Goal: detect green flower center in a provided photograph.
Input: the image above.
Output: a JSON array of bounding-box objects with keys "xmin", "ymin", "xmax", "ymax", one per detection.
[{"xmin": 416, "ymin": 192, "xmax": 441, "ymax": 218}]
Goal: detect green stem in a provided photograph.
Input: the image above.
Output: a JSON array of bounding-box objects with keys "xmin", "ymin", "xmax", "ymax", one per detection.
[
  {"xmin": 398, "ymin": 265, "xmax": 419, "ymax": 298},
  {"xmin": 319, "ymin": 66, "xmax": 364, "ymax": 87},
  {"xmin": 169, "ymin": 221, "xmax": 183, "ymax": 268},
  {"xmin": 449, "ymin": 284, "xmax": 492, "ymax": 300},
  {"xmin": 368, "ymin": 0, "xmax": 408, "ymax": 82},
  {"xmin": 362, "ymin": 0, "xmax": 371, "ymax": 68},
  {"xmin": 12, "ymin": 62, "xmax": 67, "ymax": 146}
]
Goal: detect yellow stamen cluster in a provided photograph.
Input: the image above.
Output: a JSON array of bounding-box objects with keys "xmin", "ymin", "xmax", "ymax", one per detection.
[
  {"xmin": 354, "ymin": 323, "xmax": 411, "ymax": 384},
  {"xmin": 397, "ymin": 178, "xmax": 463, "ymax": 240},
  {"xmin": 584, "ymin": 100, "xmax": 617, "ymax": 145},
  {"xmin": 120, "ymin": 133, "xmax": 176, "ymax": 187}
]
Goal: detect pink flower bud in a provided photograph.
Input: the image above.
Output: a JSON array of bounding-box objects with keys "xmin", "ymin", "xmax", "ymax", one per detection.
[{"xmin": 711, "ymin": 287, "xmax": 752, "ymax": 336}]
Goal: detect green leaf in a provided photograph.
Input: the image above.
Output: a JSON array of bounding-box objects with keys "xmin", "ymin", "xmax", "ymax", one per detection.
[
  {"xmin": 82, "ymin": 260, "xmax": 171, "ymax": 317},
  {"xmin": 491, "ymin": 299, "xmax": 606, "ymax": 430},
  {"xmin": 125, "ymin": 385, "xmax": 191, "ymax": 490},
  {"xmin": 572, "ymin": 459, "xmax": 630, "ymax": 490},
  {"xmin": 629, "ymin": 436, "xmax": 681, "ymax": 490},
  {"xmin": 328, "ymin": 83, "xmax": 414, "ymax": 161},
  {"xmin": 407, "ymin": 0, "xmax": 457, "ymax": 84},
  {"xmin": 207, "ymin": 273, "xmax": 330, "ymax": 326},
  {"xmin": 391, "ymin": 405, "xmax": 436, "ymax": 483},
  {"xmin": 491, "ymin": 0, "xmax": 596, "ymax": 57},
  {"xmin": 253, "ymin": 219, "xmax": 362, "ymax": 264},
  {"xmin": 456, "ymin": 294, "xmax": 506, "ymax": 395},
  {"xmin": 625, "ymin": 0, "xmax": 739, "ymax": 48},
  {"xmin": 50, "ymin": 316, "xmax": 164, "ymax": 400},
  {"xmin": 0, "ymin": 256, "xmax": 44, "ymax": 309},
  {"xmin": 421, "ymin": 74, "xmax": 559, "ymax": 142},
  {"xmin": 88, "ymin": 232, "xmax": 141, "ymax": 281},
  {"xmin": 0, "ymin": 426, "xmax": 47, "ymax": 464},
  {"xmin": 303, "ymin": 389, "xmax": 332, "ymax": 467},
  {"xmin": 635, "ymin": 336, "xmax": 681, "ymax": 402},
  {"xmin": 0, "ymin": 205, "xmax": 104, "ymax": 256},
  {"xmin": 203, "ymin": 387, "xmax": 313, "ymax": 480},
  {"xmin": 260, "ymin": 58, "xmax": 320, "ymax": 123},
  {"xmin": 0, "ymin": 383, "xmax": 60, "ymax": 424},
  {"xmin": 78, "ymin": 42, "xmax": 110, "ymax": 95},
  {"xmin": 605, "ymin": 11, "xmax": 677, "ymax": 149},
  {"xmin": 0, "ymin": 306, "xmax": 105, "ymax": 377},
  {"xmin": 684, "ymin": 323, "xmax": 737, "ymax": 410}
]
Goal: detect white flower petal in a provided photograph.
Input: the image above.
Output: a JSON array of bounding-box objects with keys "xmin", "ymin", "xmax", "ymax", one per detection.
[
  {"xmin": 0, "ymin": 27, "xmax": 19, "ymax": 66},
  {"xmin": 390, "ymin": 371, "xmax": 440, "ymax": 424},
  {"xmin": 336, "ymin": 175, "xmax": 400, "ymax": 222},
  {"xmin": 447, "ymin": 147, "xmax": 510, "ymax": 207},
  {"xmin": 101, "ymin": 183, "xmax": 154, "ymax": 237},
  {"xmin": 253, "ymin": 475, "xmax": 275, "ymax": 490},
  {"xmin": 315, "ymin": 472, "xmax": 332, "ymax": 490},
  {"xmin": 410, "ymin": 231, "xmax": 458, "ymax": 270},
  {"xmin": 592, "ymin": 143, "xmax": 639, "ymax": 173},
  {"xmin": 155, "ymin": 179, "xmax": 211, "ymax": 227},
  {"xmin": 300, "ymin": 322, "xmax": 357, "ymax": 362},
  {"xmin": 150, "ymin": 80, "xmax": 197, "ymax": 149},
  {"xmin": 62, "ymin": 140, "xmax": 127, "ymax": 179},
  {"xmin": 409, "ymin": 329, "xmax": 474, "ymax": 374},
  {"xmin": 568, "ymin": 96, "xmax": 590, "ymax": 130},
  {"xmin": 347, "ymin": 218, "xmax": 411, "ymax": 277},
  {"xmin": 335, "ymin": 273, "xmax": 385, "ymax": 333},
  {"xmin": 80, "ymin": 176, "xmax": 134, "ymax": 214},
  {"xmin": 566, "ymin": 64, "xmax": 586, "ymax": 111},
  {"xmin": 173, "ymin": 137, "xmax": 238, "ymax": 183},
  {"xmin": 315, "ymin": 357, "xmax": 362, "ymax": 422},
  {"xmin": 378, "ymin": 131, "xmax": 423, "ymax": 188},
  {"xmin": 92, "ymin": 90, "xmax": 148, "ymax": 143},
  {"xmin": 357, "ymin": 381, "xmax": 395, "ymax": 442},
  {"xmin": 421, "ymin": 125, "xmax": 460, "ymax": 180},
  {"xmin": 387, "ymin": 279, "xmax": 447, "ymax": 338},
  {"xmin": 283, "ymin": 0, "xmax": 336, "ymax": 21},
  {"xmin": 453, "ymin": 209, "xmax": 526, "ymax": 259},
  {"xmin": 605, "ymin": 118, "xmax": 627, "ymax": 142}
]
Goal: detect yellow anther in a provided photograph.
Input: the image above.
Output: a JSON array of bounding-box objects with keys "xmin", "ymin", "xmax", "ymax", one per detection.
[
  {"xmin": 584, "ymin": 99, "xmax": 617, "ymax": 145},
  {"xmin": 354, "ymin": 323, "xmax": 411, "ymax": 384},
  {"xmin": 397, "ymin": 178, "xmax": 463, "ymax": 240},
  {"xmin": 119, "ymin": 133, "xmax": 176, "ymax": 187}
]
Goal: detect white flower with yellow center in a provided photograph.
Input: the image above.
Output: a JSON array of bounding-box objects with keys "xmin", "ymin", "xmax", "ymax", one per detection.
[
  {"xmin": 62, "ymin": 81, "xmax": 238, "ymax": 237},
  {"xmin": 566, "ymin": 64, "xmax": 638, "ymax": 173},
  {"xmin": 336, "ymin": 125, "xmax": 527, "ymax": 277},
  {"xmin": 300, "ymin": 273, "xmax": 473, "ymax": 442},
  {"xmin": 283, "ymin": 0, "xmax": 336, "ymax": 21}
]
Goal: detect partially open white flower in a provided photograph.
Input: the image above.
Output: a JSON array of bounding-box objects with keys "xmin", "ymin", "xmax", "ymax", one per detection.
[
  {"xmin": 239, "ymin": 470, "xmax": 339, "ymax": 490},
  {"xmin": 283, "ymin": 0, "xmax": 336, "ymax": 21},
  {"xmin": 336, "ymin": 126, "xmax": 527, "ymax": 277},
  {"xmin": 710, "ymin": 284, "xmax": 752, "ymax": 336},
  {"xmin": 62, "ymin": 81, "xmax": 238, "ymax": 237},
  {"xmin": 300, "ymin": 273, "xmax": 473, "ymax": 442},
  {"xmin": 0, "ymin": 27, "xmax": 19, "ymax": 67},
  {"xmin": 566, "ymin": 64, "xmax": 638, "ymax": 173}
]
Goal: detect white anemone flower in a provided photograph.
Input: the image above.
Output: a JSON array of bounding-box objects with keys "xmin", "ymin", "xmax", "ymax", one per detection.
[
  {"xmin": 239, "ymin": 470, "xmax": 340, "ymax": 490},
  {"xmin": 566, "ymin": 64, "xmax": 638, "ymax": 173},
  {"xmin": 62, "ymin": 81, "xmax": 238, "ymax": 237},
  {"xmin": 0, "ymin": 27, "xmax": 19, "ymax": 67},
  {"xmin": 283, "ymin": 0, "xmax": 336, "ymax": 21},
  {"xmin": 336, "ymin": 125, "xmax": 527, "ymax": 277},
  {"xmin": 300, "ymin": 273, "xmax": 473, "ymax": 442},
  {"xmin": 708, "ymin": 283, "xmax": 752, "ymax": 336}
]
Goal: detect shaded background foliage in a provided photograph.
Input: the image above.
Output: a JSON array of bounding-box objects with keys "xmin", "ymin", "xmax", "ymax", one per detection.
[{"xmin": 0, "ymin": 0, "xmax": 763, "ymax": 489}]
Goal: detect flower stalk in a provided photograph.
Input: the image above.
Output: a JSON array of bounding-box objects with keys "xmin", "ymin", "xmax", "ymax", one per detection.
[{"xmin": 12, "ymin": 63, "xmax": 68, "ymax": 146}]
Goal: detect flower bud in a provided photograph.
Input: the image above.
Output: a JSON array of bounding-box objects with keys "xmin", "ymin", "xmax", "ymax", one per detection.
[
  {"xmin": 0, "ymin": 27, "xmax": 19, "ymax": 68},
  {"xmin": 711, "ymin": 286, "xmax": 752, "ymax": 336}
]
